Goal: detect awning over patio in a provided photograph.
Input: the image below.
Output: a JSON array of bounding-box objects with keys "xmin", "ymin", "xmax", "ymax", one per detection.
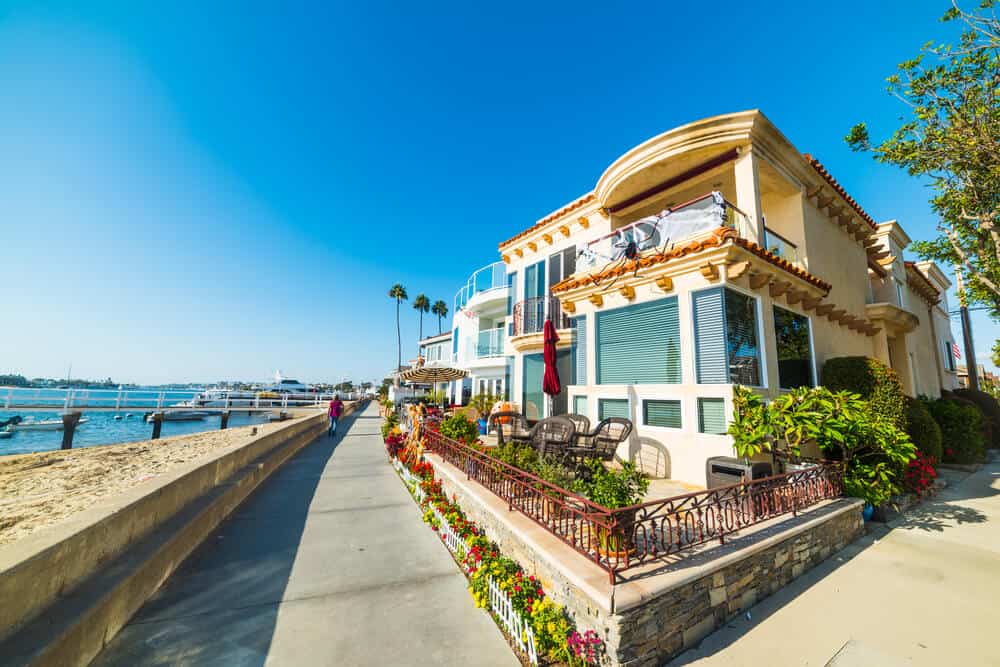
[{"xmin": 397, "ymin": 362, "xmax": 468, "ymax": 384}]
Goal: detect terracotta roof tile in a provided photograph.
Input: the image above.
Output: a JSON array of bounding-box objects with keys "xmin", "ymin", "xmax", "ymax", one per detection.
[
  {"xmin": 802, "ymin": 154, "xmax": 878, "ymax": 231},
  {"xmin": 550, "ymin": 227, "xmax": 832, "ymax": 294},
  {"xmin": 498, "ymin": 193, "xmax": 596, "ymax": 250}
]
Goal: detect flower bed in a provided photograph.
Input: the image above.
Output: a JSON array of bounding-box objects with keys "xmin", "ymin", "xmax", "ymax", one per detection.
[{"xmin": 385, "ymin": 425, "xmax": 603, "ymax": 666}]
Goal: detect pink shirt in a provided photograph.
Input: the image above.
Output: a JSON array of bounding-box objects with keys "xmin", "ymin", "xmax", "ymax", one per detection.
[{"xmin": 328, "ymin": 400, "xmax": 344, "ymax": 418}]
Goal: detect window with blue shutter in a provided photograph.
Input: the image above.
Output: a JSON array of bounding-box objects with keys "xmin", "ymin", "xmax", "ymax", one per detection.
[
  {"xmin": 698, "ymin": 398, "xmax": 727, "ymax": 434},
  {"xmin": 574, "ymin": 316, "xmax": 588, "ymax": 385},
  {"xmin": 523, "ymin": 354, "xmax": 545, "ymax": 420},
  {"xmin": 599, "ymin": 398, "xmax": 630, "ymax": 420},
  {"xmin": 452, "ymin": 329, "xmax": 459, "ymax": 356},
  {"xmin": 507, "ymin": 271, "xmax": 518, "ymax": 316},
  {"xmin": 693, "ymin": 287, "xmax": 761, "ymax": 386},
  {"xmin": 596, "ymin": 298, "xmax": 680, "ymax": 384},
  {"xmin": 643, "ymin": 399, "xmax": 682, "ymax": 428},
  {"xmin": 573, "ymin": 395, "xmax": 588, "ymax": 417}
]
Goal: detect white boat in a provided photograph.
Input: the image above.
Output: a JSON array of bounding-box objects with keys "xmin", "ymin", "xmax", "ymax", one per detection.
[
  {"xmin": 0, "ymin": 427, "xmax": 12, "ymax": 439},
  {"xmin": 14, "ymin": 417, "xmax": 89, "ymax": 431}
]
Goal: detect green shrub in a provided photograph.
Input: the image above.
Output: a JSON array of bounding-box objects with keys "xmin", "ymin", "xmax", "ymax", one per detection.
[
  {"xmin": 491, "ymin": 441, "xmax": 539, "ymax": 471},
  {"xmin": 821, "ymin": 356, "xmax": 906, "ymax": 430},
  {"xmin": 575, "ymin": 460, "xmax": 649, "ymax": 509},
  {"xmin": 439, "ymin": 413, "xmax": 480, "ymax": 445},
  {"xmin": 380, "ymin": 412, "xmax": 399, "ymax": 439},
  {"xmin": 952, "ymin": 388, "xmax": 1000, "ymax": 448},
  {"xmin": 905, "ymin": 397, "xmax": 942, "ymax": 461},
  {"xmin": 924, "ymin": 398, "xmax": 985, "ymax": 464}
]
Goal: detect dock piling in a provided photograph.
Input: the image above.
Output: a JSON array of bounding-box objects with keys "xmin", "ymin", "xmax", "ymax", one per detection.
[
  {"xmin": 220, "ymin": 411, "xmax": 230, "ymax": 430},
  {"xmin": 151, "ymin": 413, "xmax": 164, "ymax": 440},
  {"xmin": 61, "ymin": 412, "xmax": 82, "ymax": 449}
]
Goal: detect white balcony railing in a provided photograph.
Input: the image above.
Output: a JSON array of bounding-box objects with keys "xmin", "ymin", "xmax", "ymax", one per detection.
[
  {"xmin": 454, "ymin": 262, "xmax": 508, "ymax": 313},
  {"xmin": 476, "ymin": 329, "xmax": 504, "ymax": 357}
]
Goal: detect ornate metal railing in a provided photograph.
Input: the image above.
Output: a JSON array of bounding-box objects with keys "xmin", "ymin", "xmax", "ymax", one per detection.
[
  {"xmin": 423, "ymin": 429, "xmax": 843, "ymax": 584},
  {"xmin": 511, "ymin": 297, "xmax": 571, "ymax": 336}
]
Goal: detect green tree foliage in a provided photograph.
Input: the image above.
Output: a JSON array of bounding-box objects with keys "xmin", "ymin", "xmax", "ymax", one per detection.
[
  {"xmin": 413, "ymin": 294, "xmax": 430, "ymax": 341},
  {"xmin": 821, "ymin": 357, "xmax": 907, "ymax": 429},
  {"xmin": 846, "ymin": 2, "xmax": 1000, "ymax": 315},
  {"xmin": 388, "ymin": 284, "xmax": 408, "ymax": 373},
  {"xmin": 431, "ymin": 300, "xmax": 449, "ymax": 335},
  {"xmin": 952, "ymin": 387, "xmax": 1000, "ymax": 446},
  {"xmin": 730, "ymin": 386, "xmax": 916, "ymax": 507},
  {"xmin": 905, "ymin": 396, "xmax": 944, "ymax": 460},
  {"xmin": 439, "ymin": 413, "xmax": 480, "ymax": 445}
]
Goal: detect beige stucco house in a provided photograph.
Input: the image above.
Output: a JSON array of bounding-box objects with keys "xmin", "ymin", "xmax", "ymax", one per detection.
[{"xmin": 492, "ymin": 110, "xmax": 959, "ymax": 486}]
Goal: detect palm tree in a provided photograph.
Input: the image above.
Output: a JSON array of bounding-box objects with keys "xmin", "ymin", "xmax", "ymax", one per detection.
[
  {"xmin": 431, "ymin": 300, "xmax": 449, "ymax": 334},
  {"xmin": 388, "ymin": 284, "xmax": 408, "ymax": 372},
  {"xmin": 413, "ymin": 294, "xmax": 430, "ymax": 342}
]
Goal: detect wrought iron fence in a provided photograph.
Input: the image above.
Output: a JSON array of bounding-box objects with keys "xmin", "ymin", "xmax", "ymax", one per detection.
[
  {"xmin": 511, "ymin": 297, "xmax": 571, "ymax": 336},
  {"xmin": 423, "ymin": 429, "xmax": 844, "ymax": 584}
]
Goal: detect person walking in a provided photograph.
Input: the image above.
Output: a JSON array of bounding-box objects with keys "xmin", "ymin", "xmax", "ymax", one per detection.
[{"xmin": 328, "ymin": 395, "xmax": 344, "ymax": 437}]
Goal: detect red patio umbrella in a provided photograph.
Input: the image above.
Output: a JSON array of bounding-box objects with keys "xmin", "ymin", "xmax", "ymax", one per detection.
[{"xmin": 542, "ymin": 319, "xmax": 561, "ymax": 405}]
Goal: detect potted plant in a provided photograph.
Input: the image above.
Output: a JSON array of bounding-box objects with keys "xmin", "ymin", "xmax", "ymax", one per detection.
[{"xmin": 578, "ymin": 460, "xmax": 649, "ymax": 557}]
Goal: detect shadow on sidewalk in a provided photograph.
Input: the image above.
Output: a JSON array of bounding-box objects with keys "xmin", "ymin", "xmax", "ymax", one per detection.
[{"xmin": 91, "ymin": 405, "xmax": 369, "ymax": 667}]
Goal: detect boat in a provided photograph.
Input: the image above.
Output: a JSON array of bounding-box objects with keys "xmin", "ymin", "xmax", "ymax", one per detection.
[
  {"xmin": 0, "ymin": 426, "xmax": 12, "ymax": 439},
  {"xmin": 13, "ymin": 417, "xmax": 89, "ymax": 431},
  {"xmin": 145, "ymin": 411, "xmax": 211, "ymax": 422}
]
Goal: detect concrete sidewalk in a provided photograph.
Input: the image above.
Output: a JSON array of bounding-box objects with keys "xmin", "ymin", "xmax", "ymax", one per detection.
[
  {"xmin": 670, "ymin": 458, "xmax": 1000, "ymax": 666},
  {"xmin": 93, "ymin": 403, "xmax": 517, "ymax": 666}
]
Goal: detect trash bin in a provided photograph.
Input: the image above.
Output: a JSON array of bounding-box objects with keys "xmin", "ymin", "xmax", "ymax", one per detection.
[{"xmin": 706, "ymin": 457, "xmax": 773, "ymax": 489}]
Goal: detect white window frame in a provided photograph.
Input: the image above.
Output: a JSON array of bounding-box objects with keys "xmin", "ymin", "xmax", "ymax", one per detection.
[{"xmin": 689, "ymin": 283, "xmax": 768, "ymax": 390}]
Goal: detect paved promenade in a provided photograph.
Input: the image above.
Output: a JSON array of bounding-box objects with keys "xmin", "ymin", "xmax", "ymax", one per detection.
[
  {"xmin": 94, "ymin": 403, "xmax": 517, "ymax": 666},
  {"xmin": 671, "ymin": 457, "xmax": 1000, "ymax": 666}
]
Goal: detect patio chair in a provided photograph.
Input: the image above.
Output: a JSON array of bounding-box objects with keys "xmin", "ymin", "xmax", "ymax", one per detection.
[
  {"xmin": 527, "ymin": 416, "xmax": 577, "ymax": 460},
  {"xmin": 572, "ymin": 417, "xmax": 633, "ymax": 462},
  {"xmin": 489, "ymin": 411, "xmax": 532, "ymax": 446},
  {"xmin": 563, "ymin": 413, "xmax": 590, "ymax": 439}
]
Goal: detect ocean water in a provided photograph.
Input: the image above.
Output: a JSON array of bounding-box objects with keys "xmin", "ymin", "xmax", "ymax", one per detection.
[{"xmin": 0, "ymin": 410, "xmax": 272, "ymax": 456}]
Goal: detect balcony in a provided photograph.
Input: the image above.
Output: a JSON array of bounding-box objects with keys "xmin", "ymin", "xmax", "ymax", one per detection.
[
  {"xmin": 763, "ymin": 227, "xmax": 798, "ymax": 265},
  {"xmin": 476, "ymin": 329, "xmax": 504, "ymax": 357},
  {"xmin": 512, "ymin": 297, "xmax": 571, "ymax": 336},
  {"xmin": 454, "ymin": 261, "xmax": 508, "ymax": 313}
]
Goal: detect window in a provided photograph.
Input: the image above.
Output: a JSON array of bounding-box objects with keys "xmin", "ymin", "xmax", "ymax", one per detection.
[
  {"xmin": 523, "ymin": 354, "xmax": 545, "ymax": 420},
  {"xmin": 599, "ymin": 398, "xmax": 630, "ymax": 420},
  {"xmin": 644, "ymin": 399, "xmax": 682, "ymax": 429},
  {"xmin": 596, "ymin": 298, "xmax": 681, "ymax": 384},
  {"xmin": 895, "ymin": 279, "xmax": 904, "ymax": 307},
  {"xmin": 547, "ymin": 247, "xmax": 577, "ymax": 290},
  {"xmin": 693, "ymin": 287, "xmax": 761, "ymax": 386},
  {"xmin": 698, "ymin": 398, "xmax": 727, "ymax": 434},
  {"xmin": 452, "ymin": 329, "xmax": 459, "ymax": 356},
  {"xmin": 524, "ymin": 261, "xmax": 545, "ymax": 299},
  {"xmin": 944, "ymin": 341, "xmax": 957, "ymax": 372},
  {"xmin": 574, "ymin": 316, "xmax": 588, "ymax": 385},
  {"xmin": 573, "ymin": 395, "xmax": 588, "ymax": 417},
  {"xmin": 773, "ymin": 306, "xmax": 814, "ymax": 389}
]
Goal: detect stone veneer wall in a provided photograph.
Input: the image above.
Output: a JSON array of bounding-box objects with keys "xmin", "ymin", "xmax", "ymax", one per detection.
[
  {"xmin": 610, "ymin": 506, "xmax": 863, "ymax": 665},
  {"xmin": 427, "ymin": 454, "xmax": 864, "ymax": 666}
]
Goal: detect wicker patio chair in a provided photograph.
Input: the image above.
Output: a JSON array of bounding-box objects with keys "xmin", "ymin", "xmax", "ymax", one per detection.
[
  {"xmin": 528, "ymin": 416, "xmax": 577, "ymax": 460},
  {"xmin": 563, "ymin": 413, "xmax": 591, "ymax": 439},
  {"xmin": 573, "ymin": 417, "xmax": 633, "ymax": 462},
  {"xmin": 488, "ymin": 411, "xmax": 531, "ymax": 446}
]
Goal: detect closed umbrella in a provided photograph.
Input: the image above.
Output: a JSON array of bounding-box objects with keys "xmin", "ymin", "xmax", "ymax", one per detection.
[{"xmin": 542, "ymin": 319, "xmax": 561, "ymax": 415}]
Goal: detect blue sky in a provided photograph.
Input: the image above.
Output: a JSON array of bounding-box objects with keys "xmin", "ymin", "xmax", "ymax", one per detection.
[{"xmin": 1, "ymin": 0, "xmax": 995, "ymax": 385}]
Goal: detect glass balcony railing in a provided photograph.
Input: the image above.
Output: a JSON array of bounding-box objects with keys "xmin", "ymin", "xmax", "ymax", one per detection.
[
  {"xmin": 476, "ymin": 329, "xmax": 504, "ymax": 357},
  {"xmin": 454, "ymin": 261, "xmax": 508, "ymax": 313},
  {"xmin": 763, "ymin": 227, "xmax": 798, "ymax": 265}
]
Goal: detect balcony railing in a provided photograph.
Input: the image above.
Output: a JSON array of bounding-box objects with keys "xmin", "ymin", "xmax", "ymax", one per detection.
[
  {"xmin": 476, "ymin": 329, "xmax": 504, "ymax": 357},
  {"xmin": 763, "ymin": 227, "xmax": 798, "ymax": 264},
  {"xmin": 512, "ymin": 297, "xmax": 571, "ymax": 336},
  {"xmin": 454, "ymin": 261, "xmax": 508, "ymax": 313}
]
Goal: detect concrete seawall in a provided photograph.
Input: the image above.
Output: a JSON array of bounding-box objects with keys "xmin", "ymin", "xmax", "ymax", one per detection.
[{"xmin": 0, "ymin": 401, "xmax": 363, "ymax": 666}]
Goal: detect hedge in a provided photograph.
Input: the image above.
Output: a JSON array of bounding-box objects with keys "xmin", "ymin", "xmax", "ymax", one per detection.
[
  {"xmin": 905, "ymin": 396, "xmax": 942, "ymax": 461},
  {"xmin": 924, "ymin": 397, "xmax": 985, "ymax": 464},
  {"xmin": 951, "ymin": 388, "xmax": 1000, "ymax": 449},
  {"xmin": 821, "ymin": 356, "xmax": 906, "ymax": 430}
]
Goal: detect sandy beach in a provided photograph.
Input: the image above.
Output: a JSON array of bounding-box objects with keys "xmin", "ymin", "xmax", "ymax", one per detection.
[{"xmin": 0, "ymin": 419, "xmax": 303, "ymax": 546}]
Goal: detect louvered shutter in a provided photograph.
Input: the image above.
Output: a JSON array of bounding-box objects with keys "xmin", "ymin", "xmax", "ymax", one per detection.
[
  {"xmin": 644, "ymin": 400, "xmax": 682, "ymax": 428},
  {"xmin": 574, "ymin": 316, "xmax": 588, "ymax": 385},
  {"xmin": 698, "ymin": 398, "xmax": 727, "ymax": 434},
  {"xmin": 599, "ymin": 398, "xmax": 630, "ymax": 420},
  {"xmin": 573, "ymin": 395, "xmax": 588, "ymax": 417},
  {"xmin": 596, "ymin": 298, "xmax": 680, "ymax": 384},
  {"xmin": 693, "ymin": 288, "xmax": 728, "ymax": 383}
]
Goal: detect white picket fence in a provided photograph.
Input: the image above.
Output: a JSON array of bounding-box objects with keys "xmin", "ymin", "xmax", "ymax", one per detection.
[
  {"xmin": 390, "ymin": 455, "xmax": 539, "ymax": 665},
  {"xmin": 488, "ymin": 575, "xmax": 539, "ymax": 664}
]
